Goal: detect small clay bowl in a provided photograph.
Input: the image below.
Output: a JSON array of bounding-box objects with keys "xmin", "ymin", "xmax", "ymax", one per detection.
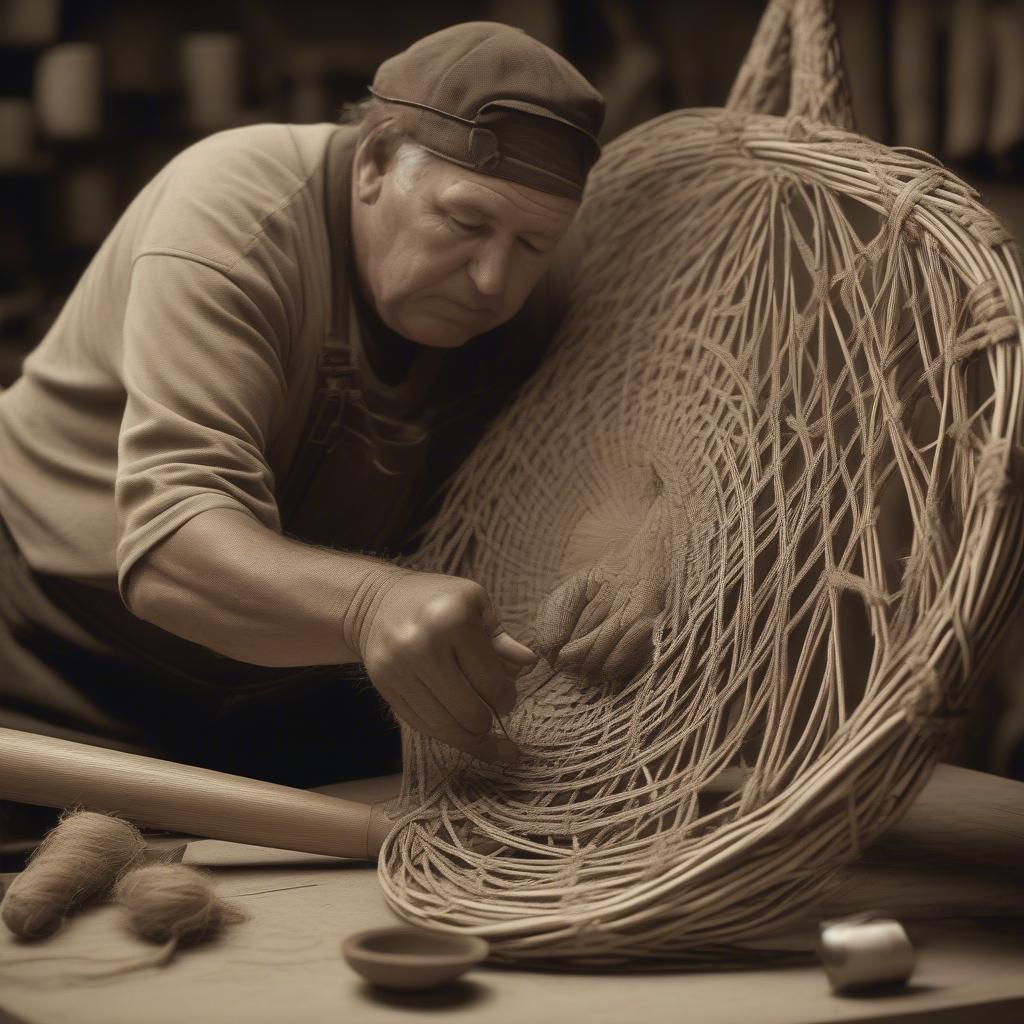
[{"xmin": 342, "ymin": 927, "xmax": 489, "ymax": 990}]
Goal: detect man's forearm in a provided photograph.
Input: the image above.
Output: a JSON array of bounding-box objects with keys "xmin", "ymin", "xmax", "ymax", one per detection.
[{"xmin": 124, "ymin": 506, "xmax": 406, "ymax": 667}]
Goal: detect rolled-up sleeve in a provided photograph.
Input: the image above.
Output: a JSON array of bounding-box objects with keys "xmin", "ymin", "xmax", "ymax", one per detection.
[{"xmin": 115, "ymin": 252, "xmax": 289, "ymax": 603}]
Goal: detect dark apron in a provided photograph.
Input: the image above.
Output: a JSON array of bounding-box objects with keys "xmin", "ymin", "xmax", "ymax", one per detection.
[
  {"xmin": 275, "ymin": 305, "xmax": 444, "ymax": 556},
  {"xmin": 276, "ymin": 276, "xmax": 555, "ymax": 558}
]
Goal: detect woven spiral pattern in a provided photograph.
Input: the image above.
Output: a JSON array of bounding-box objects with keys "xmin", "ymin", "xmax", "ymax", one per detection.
[{"xmin": 377, "ymin": 21, "xmax": 1024, "ymax": 967}]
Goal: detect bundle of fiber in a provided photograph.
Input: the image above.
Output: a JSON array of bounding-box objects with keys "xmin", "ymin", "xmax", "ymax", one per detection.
[{"xmin": 379, "ymin": 0, "xmax": 1024, "ymax": 966}]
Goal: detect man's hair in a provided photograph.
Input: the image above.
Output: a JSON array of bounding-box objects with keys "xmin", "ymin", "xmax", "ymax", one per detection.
[
  {"xmin": 337, "ymin": 97, "xmax": 375, "ymax": 127},
  {"xmin": 339, "ymin": 97, "xmax": 438, "ymax": 192},
  {"xmin": 339, "ymin": 96, "xmax": 418, "ymax": 165}
]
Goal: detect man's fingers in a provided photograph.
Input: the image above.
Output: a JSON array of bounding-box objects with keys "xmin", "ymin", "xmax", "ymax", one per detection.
[
  {"xmin": 380, "ymin": 682, "xmax": 439, "ymax": 742},
  {"xmin": 573, "ymin": 579, "xmax": 612, "ymax": 637},
  {"xmin": 454, "ymin": 634, "xmax": 519, "ymax": 716},
  {"xmin": 500, "ymin": 655, "xmax": 535, "ymax": 680},
  {"xmin": 549, "ymin": 597, "xmax": 655, "ymax": 685},
  {"xmin": 476, "ymin": 587, "xmax": 504, "ymax": 640},
  {"xmin": 468, "ymin": 735, "xmax": 521, "ymax": 764},
  {"xmin": 552, "ymin": 631, "xmax": 592, "ymax": 675},
  {"xmin": 478, "ymin": 590, "xmax": 537, "ymax": 666},
  {"xmin": 579, "ymin": 591, "xmax": 652, "ymax": 680},
  {"xmin": 491, "ymin": 631, "xmax": 537, "ymax": 665},
  {"xmin": 603, "ymin": 616, "xmax": 655, "ymax": 683},
  {"xmin": 532, "ymin": 572, "xmax": 590, "ymax": 660},
  {"xmin": 407, "ymin": 670, "xmax": 521, "ymax": 763},
  {"xmin": 580, "ymin": 613, "xmax": 628, "ymax": 681},
  {"xmin": 419, "ymin": 652, "xmax": 496, "ymax": 737}
]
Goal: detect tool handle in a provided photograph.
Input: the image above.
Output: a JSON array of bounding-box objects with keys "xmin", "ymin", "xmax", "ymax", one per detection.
[{"xmin": 0, "ymin": 727, "xmax": 393, "ymax": 860}]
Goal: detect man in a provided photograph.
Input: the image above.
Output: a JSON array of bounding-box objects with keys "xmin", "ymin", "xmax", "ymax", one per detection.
[{"xmin": 0, "ymin": 23, "xmax": 604, "ymax": 789}]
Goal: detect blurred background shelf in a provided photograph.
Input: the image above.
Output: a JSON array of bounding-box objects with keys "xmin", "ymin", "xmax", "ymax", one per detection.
[{"xmin": 1, "ymin": 0, "xmax": 1021, "ymax": 375}]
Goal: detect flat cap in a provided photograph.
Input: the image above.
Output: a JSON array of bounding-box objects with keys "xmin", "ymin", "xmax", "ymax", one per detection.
[{"xmin": 369, "ymin": 21, "xmax": 605, "ymax": 200}]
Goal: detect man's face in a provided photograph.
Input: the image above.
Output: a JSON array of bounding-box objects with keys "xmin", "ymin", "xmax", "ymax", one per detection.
[{"xmin": 352, "ymin": 139, "xmax": 579, "ymax": 346}]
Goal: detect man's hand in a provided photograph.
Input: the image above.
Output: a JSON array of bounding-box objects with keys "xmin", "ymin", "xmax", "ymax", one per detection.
[
  {"xmin": 533, "ymin": 565, "xmax": 662, "ymax": 684},
  {"xmin": 531, "ymin": 484, "xmax": 670, "ymax": 686},
  {"xmin": 351, "ymin": 569, "xmax": 537, "ymax": 763}
]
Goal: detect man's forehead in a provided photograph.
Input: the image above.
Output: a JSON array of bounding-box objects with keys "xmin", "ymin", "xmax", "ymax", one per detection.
[{"xmin": 433, "ymin": 165, "xmax": 579, "ymax": 227}]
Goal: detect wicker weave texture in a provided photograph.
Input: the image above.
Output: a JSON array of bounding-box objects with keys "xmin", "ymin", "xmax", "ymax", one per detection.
[{"xmin": 378, "ymin": 0, "xmax": 1024, "ymax": 965}]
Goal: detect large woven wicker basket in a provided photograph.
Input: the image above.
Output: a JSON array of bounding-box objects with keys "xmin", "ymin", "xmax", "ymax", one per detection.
[{"xmin": 379, "ymin": 0, "xmax": 1024, "ymax": 966}]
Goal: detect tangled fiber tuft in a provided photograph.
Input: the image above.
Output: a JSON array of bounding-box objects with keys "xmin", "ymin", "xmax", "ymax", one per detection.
[
  {"xmin": 1, "ymin": 811, "xmax": 145, "ymax": 939},
  {"xmin": 114, "ymin": 864, "xmax": 244, "ymax": 947}
]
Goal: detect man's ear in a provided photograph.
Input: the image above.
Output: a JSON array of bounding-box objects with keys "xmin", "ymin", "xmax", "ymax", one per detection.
[{"xmin": 353, "ymin": 126, "xmax": 392, "ymax": 205}]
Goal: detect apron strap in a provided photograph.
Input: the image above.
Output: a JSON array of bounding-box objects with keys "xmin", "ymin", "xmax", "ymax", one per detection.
[{"xmin": 277, "ymin": 326, "xmax": 361, "ymax": 529}]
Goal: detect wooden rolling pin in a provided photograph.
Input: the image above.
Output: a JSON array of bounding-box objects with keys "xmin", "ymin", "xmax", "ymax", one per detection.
[{"xmin": 0, "ymin": 727, "xmax": 395, "ymax": 860}]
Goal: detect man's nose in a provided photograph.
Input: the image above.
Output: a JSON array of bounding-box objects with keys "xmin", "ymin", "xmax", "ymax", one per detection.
[{"xmin": 467, "ymin": 238, "xmax": 511, "ymax": 297}]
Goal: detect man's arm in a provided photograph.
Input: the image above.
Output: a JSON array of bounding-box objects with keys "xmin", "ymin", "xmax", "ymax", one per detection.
[
  {"xmin": 127, "ymin": 506, "xmax": 394, "ymax": 667},
  {"xmin": 128, "ymin": 506, "xmax": 531, "ymax": 763},
  {"xmin": 116, "ymin": 254, "xmax": 530, "ymax": 762}
]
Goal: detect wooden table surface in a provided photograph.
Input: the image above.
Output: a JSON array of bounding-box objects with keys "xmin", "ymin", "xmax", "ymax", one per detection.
[{"xmin": 1, "ymin": 766, "xmax": 1021, "ymax": 1024}]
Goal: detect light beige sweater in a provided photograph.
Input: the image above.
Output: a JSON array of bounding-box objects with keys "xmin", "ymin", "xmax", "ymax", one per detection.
[{"xmin": 0, "ymin": 123, "xmax": 352, "ymax": 593}]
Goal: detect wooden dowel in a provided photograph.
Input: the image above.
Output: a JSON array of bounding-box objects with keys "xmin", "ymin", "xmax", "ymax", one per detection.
[{"xmin": 0, "ymin": 727, "xmax": 393, "ymax": 860}]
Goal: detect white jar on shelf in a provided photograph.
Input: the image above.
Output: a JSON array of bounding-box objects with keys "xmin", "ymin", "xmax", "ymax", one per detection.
[
  {"xmin": 34, "ymin": 43, "xmax": 103, "ymax": 139},
  {"xmin": 180, "ymin": 33, "xmax": 243, "ymax": 133}
]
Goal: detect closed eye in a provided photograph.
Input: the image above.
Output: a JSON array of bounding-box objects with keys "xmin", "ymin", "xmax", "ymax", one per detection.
[
  {"xmin": 441, "ymin": 204, "xmax": 550, "ymax": 253},
  {"xmin": 448, "ymin": 214, "xmax": 485, "ymax": 234}
]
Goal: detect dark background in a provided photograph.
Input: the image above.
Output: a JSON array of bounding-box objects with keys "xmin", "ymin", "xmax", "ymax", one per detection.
[{"xmin": 1, "ymin": 0, "xmax": 1022, "ymax": 778}]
